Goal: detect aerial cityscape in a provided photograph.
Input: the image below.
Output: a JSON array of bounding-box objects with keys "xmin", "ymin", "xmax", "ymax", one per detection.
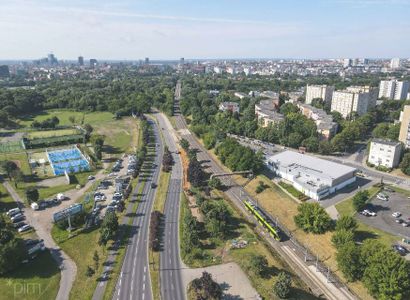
[{"xmin": 1, "ymin": 1, "xmax": 410, "ymax": 300}]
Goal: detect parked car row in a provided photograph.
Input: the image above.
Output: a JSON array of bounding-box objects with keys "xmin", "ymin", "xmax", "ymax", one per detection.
[
  {"xmin": 392, "ymin": 211, "xmax": 410, "ymax": 227},
  {"xmin": 127, "ymin": 155, "xmax": 138, "ymax": 175},
  {"xmin": 6, "ymin": 208, "xmax": 31, "ymax": 233}
]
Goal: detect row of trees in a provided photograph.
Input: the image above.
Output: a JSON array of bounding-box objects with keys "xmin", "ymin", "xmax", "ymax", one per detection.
[
  {"xmin": 149, "ymin": 211, "xmax": 163, "ymax": 251},
  {"xmin": 31, "ymin": 116, "xmax": 60, "ymax": 129},
  {"xmin": 98, "ymin": 211, "xmax": 119, "ymax": 246}
]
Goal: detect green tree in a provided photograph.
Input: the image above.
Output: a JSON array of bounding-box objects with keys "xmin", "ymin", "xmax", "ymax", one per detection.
[
  {"xmin": 0, "ymin": 226, "xmax": 27, "ymax": 275},
  {"xmin": 180, "ymin": 138, "xmax": 190, "ymax": 151},
  {"xmin": 331, "ymin": 229, "xmax": 354, "ymax": 248},
  {"xmin": 248, "ymin": 254, "xmax": 268, "ymax": 276},
  {"xmin": 361, "ymin": 241, "xmax": 410, "ymax": 299},
  {"xmin": 336, "ymin": 241, "xmax": 362, "ymax": 282},
  {"xmin": 191, "ymin": 271, "xmax": 222, "ymax": 300},
  {"xmin": 99, "ymin": 211, "xmax": 118, "ymax": 245},
  {"xmin": 85, "ymin": 266, "xmax": 95, "ymax": 277},
  {"xmin": 25, "ymin": 187, "xmax": 39, "ymax": 204},
  {"xmin": 187, "ymin": 158, "xmax": 205, "ymax": 187},
  {"xmin": 10, "ymin": 168, "xmax": 24, "ymax": 188},
  {"xmin": 0, "ymin": 161, "xmax": 17, "ymax": 180},
  {"xmin": 93, "ymin": 250, "xmax": 100, "ymax": 271},
  {"xmin": 400, "ymin": 153, "xmax": 410, "ymax": 175},
  {"xmin": 208, "ymin": 177, "xmax": 222, "ymax": 190},
  {"xmin": 294, "ymin": 203, "xmax": 332, "ymax": 234},
  {"xmin": 352, "ymin": 190, "xmax": 369, "ymax": 212},
  {"xmin": 273, "ymin": 271, "xmax": 292, "ymax": 299},
  {"xmin": 335, "ymin": 215, "xmax": 358, "ymax": 232}
]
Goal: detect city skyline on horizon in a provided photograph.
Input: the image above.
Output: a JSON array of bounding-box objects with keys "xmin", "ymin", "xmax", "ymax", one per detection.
[{"xmin": 1, "ymin": 0, "xmax": 410, "ymax": 60}]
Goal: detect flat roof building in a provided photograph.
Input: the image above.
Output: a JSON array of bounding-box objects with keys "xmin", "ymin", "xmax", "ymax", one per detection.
[
  {"xmin": 331, "ymin": 86, "xmax": 377, "ymax": 118},
  {"xmin": 368, "ymin": 139, "xmax": 402, "ymax": 169},
  {"xmin": 267, "ymin": 151, "xmax": 356, "ymax": 200},
  {"xmin": 255, "ymin": 100, "xmax": 284, "ymax": 127},
  {"xmin": 297, "ymin": 103, "xmax": 338, "ymax": 140}
]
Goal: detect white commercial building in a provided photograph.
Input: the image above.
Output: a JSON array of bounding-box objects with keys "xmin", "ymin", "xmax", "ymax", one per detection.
[
  {"xmin": 267, "ymin": 151, "xmax": 357, "ymax": 200},
  {"xmin": 331, "ymin": 86, "xmax": 378, "ymax": 118},
  {"xmin": 305, "ymin": 84, "xmax": 334, "ymax": 105},
  {"xmin": 368, "ymin": 139, "xmax": 402, "ymax": 169},
  {"xmin": 379, "ymin": 80, "xmax": 410, "ymax": 100}
]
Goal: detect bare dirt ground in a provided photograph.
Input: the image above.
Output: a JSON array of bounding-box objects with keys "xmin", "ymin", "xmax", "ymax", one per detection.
[{"xmin": 181, "ymin": 262, "xmax": 260, "ymax": 300}]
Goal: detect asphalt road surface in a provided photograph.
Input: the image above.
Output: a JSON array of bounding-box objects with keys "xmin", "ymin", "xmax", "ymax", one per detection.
[
  {"xmin": 112, "ymin": 118, "xmax": 163, "ymax": 300},
  {"xmin": 154, "ymin": 112, "xmax": 185, "ymax": 300}
]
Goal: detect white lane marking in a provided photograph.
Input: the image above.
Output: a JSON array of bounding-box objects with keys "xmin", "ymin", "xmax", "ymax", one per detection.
[
  {"xmin": 142, "ymin": 292, "xmax": 145, "ymax": 300},
  {"xmin": 143, "ymin": 283, "xmax": 146, "ymax": 291},
  {"xmin": 144, "ymin": 266, "xmax": 147, "ymax": 273}
]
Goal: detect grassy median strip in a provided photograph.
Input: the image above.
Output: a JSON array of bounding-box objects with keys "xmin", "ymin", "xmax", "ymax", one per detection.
[{"xmin": 150, "ymin": 170, "xmax": 171, "ymax": 300}]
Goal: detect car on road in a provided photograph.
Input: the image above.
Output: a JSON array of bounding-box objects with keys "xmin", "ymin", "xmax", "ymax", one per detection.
[
  {"xmin": 377, "ymin": 193, "xmax": 388, "ymax": 201},
  {"xmin": 384, "ymin": 187, "xmax": 394, "ymax": 193},
  {"xmin": 402, "ymin": 221, "xmax": 410, "ymax": 227},
  {"xmin": 18, "ymin": 225, "xmax": 32, "ymax": 233},
  {"xmin": 396, "ymin": 218, "xmax": 404, "ymax": 224},
  {"xmin": 88, "ymin": 175, "xmax": 95, "ymax": 181},
  {"xmin": 392, "ymin": 212, "xmax": 402, "ymax": 218},
  {"xmin": 392, "ymin": 244, "xmax": 408, "ymax": 256},
  {"xmin": 151, "ymin": 183, "xmax": 157, "ymax": 189}
]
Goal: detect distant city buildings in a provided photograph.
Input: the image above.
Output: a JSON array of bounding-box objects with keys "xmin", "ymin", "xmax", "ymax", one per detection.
[
  {"xmin": 145, "ymin": 57, "xmax": 150, "ymax": 65},
  {"xmin": 219, "ymin": 102, "xmax": 240, "ymax": 113},
  {"xmin": 305, "ymin": 85, "xmax": 334, "ymax": 105},
  {"xmin": 89, "ymin": 59, "xmax": 98, "ymax": 68},
  {"xmin": 47, "ymin": 53, "xmax": 58, "ymax": 65},
  {"xmin": 0, "ymin": 65, "xmax": 10, "ymax": 78},
  {"xmin": 331, "ymin": 86, "xmax": 377, "ymax": 118},
  {"xmin": 379, "ymin": 79, "xmax": 409, "ymax": 100},
  {"xmin": 399, "ymin": 105, "xmax": 410, "ymax": 148},
  {"xmin": 368, "ymin": 139, "xmax": 402, "ymax": 168},
  {"xmin": 78, "ymin": 56, "xmax": 84, "ymax": 66},
  {"xmin": 390, "ymin": 58, "xmax": 401, "ymax": 69}
]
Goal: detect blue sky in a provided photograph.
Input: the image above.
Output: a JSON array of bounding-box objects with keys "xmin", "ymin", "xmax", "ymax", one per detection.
[{"xmin": 1, "ymin": 0, "xmax": 409, "ymax": 59}]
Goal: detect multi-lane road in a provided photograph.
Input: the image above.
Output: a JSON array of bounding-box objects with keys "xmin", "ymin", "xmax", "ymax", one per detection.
[
  {"xmin": 154, "ymin": 112, "xmax": 185, "ymax": 300},
  {"xmin": 172, "ymin": 81, "xmax": 357, "ymax": 300},
  {"xmin": 112, "ymin": 118, "xmax": 163, "ymax": 300}
]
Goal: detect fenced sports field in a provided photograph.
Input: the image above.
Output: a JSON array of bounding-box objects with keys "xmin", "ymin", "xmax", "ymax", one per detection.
[{"xmin": 47, "ymin": 147, "xmax": 90, "ymax": 176}]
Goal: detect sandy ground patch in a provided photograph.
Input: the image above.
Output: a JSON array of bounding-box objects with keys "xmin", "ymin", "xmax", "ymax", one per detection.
[{"xmin": 182, "ymin": 262, "xmax": 260, "ymax": 300}]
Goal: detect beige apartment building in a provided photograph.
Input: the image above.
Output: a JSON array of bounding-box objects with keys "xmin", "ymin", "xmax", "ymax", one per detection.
[
  {"xmin": 399, "ymin": 105, "xmax": 410, "ymax": 148},
  {"xmin": 331, "ymin": 86, "xmax": 378, "ymax": 118}
]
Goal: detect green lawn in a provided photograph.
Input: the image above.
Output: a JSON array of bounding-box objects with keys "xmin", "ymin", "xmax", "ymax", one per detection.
[
  {"xmin": 0, "ymin": 251, "xmax": 60, "ymax": 300},
  {"xmin": 0, "ymin": 152, "xmax": 31, "ymax": 175},
  {"xmin": 27, "ymin": 129, "xmax": 80, "ymax": 139},
  {"xmin": 51, "ymin": 226, "xmax": 106, "ymax": 300},
  {"xmin": 19, "ymin": 110, "xmax": 115, "ymax": 128}
]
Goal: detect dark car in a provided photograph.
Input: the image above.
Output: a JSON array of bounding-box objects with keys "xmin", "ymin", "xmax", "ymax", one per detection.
[
  {"xmin": 11, "ymin": 215, "xmax": 25, "ymax": 223},
  {"xmin": 13, "ymin": 222, "xmax": 26, "ymax": 229},
  {"xmin": 151, "ymin": 183, "xmax": 157, "ymax": 189},
  {"xmin": 392, "ymin": 244, "xmax": 408, "ymax": 256},
  {"xmin": 39, "ymin": 201, "xmax": 48, "ymax": 209}
]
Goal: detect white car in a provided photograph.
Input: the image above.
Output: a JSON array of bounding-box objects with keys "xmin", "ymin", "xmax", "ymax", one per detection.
[
  {"xmin": 363, "ymin": 209, "xmax": 376, "ymax": 216},
  {"xmin": 18, "ymin": 225, "xmax": 32, "ymax": 233},
  {"xmin": 392, "ymin": 212, "xmax": 402, "ymax": 218},
  {"xmin": 377, "ymin": 193, "xmax": 388, "ymax": 201}
]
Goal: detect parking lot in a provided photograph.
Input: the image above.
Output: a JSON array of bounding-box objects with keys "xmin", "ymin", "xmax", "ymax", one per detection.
[{"xmin": 357, "ymin": 189, "xmax": 410, "ymax": 238}]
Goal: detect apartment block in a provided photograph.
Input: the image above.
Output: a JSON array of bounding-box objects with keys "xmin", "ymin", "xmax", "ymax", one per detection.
[
  {"xmin": 305, "ymin": 85, "xmax": 334, "ymax": 105},
  {"xmin": 331, "ymin": 86, "xmax": 377, "ymax": 118},
  {"xmin": 379, "ymin": 80, "xmax": 410, "ymax": 100},
  {"xmin": 297, "ymin": 103, "xmax": 338, "ymax": 140},
  {"xmin": 399, "ymin": 105, "xmax": 410, "ymax": 148},
  {"xmin": 368, "ymin": 139, "xmax": 402, "ymax": 168}
]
